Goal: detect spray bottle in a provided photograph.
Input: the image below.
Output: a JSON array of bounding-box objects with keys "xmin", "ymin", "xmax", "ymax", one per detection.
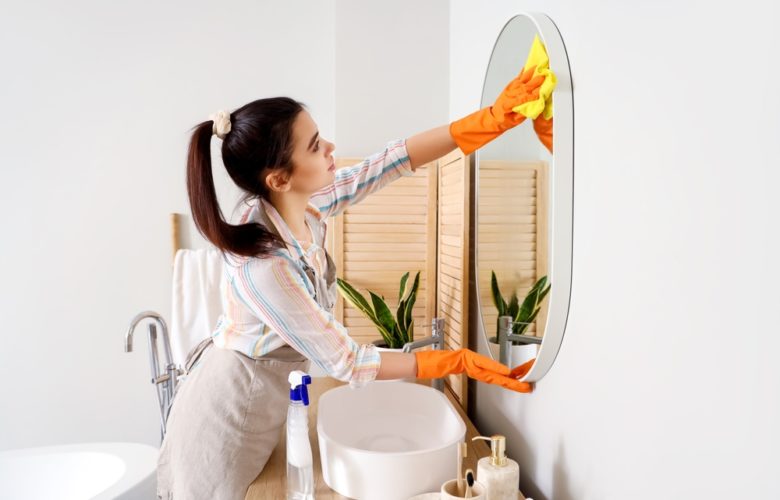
[{"xmin": 287, "ymin": 370, "xmax": 314, "ymax": 500}]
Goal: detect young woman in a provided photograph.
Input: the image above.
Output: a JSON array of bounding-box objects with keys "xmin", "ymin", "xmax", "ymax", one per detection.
[{"xmin": 156, "ymin": 66, "xmax": 548, "ymax": 500}]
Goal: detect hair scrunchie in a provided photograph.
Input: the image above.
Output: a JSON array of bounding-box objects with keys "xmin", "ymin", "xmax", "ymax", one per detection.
[{"xmin": 209, "ymin": 110, "xmax": 232, "ymax": 139}]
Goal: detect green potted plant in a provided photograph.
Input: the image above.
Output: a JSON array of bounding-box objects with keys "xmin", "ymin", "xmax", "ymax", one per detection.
[
  {"xmin": 336, "ymin": 270, "xmax": 421, "ymax": 350},
  {"xmin": 488, "ymin": 271, "xmax": 551, "ymax": 365}
]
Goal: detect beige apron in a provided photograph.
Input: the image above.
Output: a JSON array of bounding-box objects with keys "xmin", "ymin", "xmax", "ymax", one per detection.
[{"xmin": 156, "ymin": 213, "xmax": 337, "ymax": 500}]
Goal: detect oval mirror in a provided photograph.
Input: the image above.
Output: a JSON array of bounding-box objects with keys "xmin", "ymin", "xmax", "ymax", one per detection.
[{"xmin": 475, "ymin": 12, "xmax": 573, "ymax": 382}]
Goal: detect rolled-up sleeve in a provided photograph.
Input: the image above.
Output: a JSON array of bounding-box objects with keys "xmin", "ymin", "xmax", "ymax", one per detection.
[
  {"xmin": 310, "ymin": 138, "xmax": 414, "ymax": 219},
  {"xmin": 230, "ymin": 254, "xmax": 381, "ymax": 388}
]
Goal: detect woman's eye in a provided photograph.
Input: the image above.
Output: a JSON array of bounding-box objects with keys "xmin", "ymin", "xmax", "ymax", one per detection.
[{"xmin": 313, "ymin": 141, "xmax": 320, "ymax": 152}]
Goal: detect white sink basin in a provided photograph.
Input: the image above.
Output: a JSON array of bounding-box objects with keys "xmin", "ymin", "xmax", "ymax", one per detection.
[{"xmin": 317, "ymin": 380, "xmax": 466, "ymax": 500}]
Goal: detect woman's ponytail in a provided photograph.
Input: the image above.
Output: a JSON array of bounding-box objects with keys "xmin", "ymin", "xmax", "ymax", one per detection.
[{"xmin": 186, "ymin": 97, "xmax": 305, "ymax": 259}]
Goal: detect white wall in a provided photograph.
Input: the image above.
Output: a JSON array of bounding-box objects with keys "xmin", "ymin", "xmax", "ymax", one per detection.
[
  {"xmin": 0, "ymin": 0, "xmax": 448, "ymax": 450},
  {"xmin": 452, "ymin": 1, "xmax": 780, "ymax": 499},
  {"xmin": 0, "ymin": 0, "xmax": 338, "ymax": 450},
  {"xmin": 335, "ymin": 0, "xmax": 449, "ymax": 155}
]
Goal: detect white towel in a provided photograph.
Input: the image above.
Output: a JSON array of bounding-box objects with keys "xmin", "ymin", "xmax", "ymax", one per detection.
[{"xmin": 170, "ymin": 248, "xmax": 225, "ymax": 368}]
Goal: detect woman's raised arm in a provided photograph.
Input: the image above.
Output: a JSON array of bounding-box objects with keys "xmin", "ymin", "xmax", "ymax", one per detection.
[{"xmin": 405, "ymin": 124, "xmax": 458, "ymax": 171}]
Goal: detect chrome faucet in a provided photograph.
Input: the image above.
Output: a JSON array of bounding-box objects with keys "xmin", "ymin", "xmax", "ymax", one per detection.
[
  {"xmin": 497, "ymin": 315, "xmax": 542, "ymax": 367},
  {"xmin": 402, "ymin": 317, "xmax": 445, "ymax": 392},
  {"xmin": 125, "ymin": 311, "xmax": 183, "ymax": 443}
]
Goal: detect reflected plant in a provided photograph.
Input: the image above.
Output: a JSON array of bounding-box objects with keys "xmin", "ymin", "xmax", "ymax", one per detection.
[
  {"xmin": 490, "ymin": 272, "xmax": 551, "ymax": 344},
  {"xmin": 336, "ymin": 271, "xmax": 421, "ymax": 349}
]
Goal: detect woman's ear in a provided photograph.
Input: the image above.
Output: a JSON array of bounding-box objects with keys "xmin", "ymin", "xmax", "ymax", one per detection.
[{"xmin": 264, "ymin": 170, "xmax": 292, "ymax": 193}]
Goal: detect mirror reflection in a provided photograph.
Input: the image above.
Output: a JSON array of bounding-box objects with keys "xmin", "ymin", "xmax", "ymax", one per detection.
[{"xmin": 476, "ymin": 15, "xmax": 554, "ymax": 368}]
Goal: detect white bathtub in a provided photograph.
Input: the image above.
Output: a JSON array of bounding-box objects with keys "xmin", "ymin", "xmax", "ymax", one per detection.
[{"xmin": 0, "ymin": 442, "xmax": 158, "ymax": 500}]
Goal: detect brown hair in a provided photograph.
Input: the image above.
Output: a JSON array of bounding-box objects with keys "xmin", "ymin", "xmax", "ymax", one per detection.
[{"xmin": 186, "ymin": 97, "xmax": 306, "ymax": 258}]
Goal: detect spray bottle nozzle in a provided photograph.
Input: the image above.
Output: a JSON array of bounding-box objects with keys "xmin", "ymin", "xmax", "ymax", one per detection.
[{"xmin": 288, "ymin": 370, "xmax": 312, "ymax": 406}]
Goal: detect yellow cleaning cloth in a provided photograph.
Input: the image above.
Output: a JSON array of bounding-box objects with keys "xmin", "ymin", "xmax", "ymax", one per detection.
[{"xmin": 512, "ymin": 34, "xmax": 556, "ymax": 120}]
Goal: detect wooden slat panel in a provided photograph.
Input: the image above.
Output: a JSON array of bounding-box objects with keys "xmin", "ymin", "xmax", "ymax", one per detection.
[
  {"xmin": 347, "ymin": 204, "xmax": 428, "ymax": 215},
  {"xmin": 345, "ymin": 232, "xmax": 425, "ymax": 243},
  {"xmin": 436, "ymin": 148, "xmax": 470, "ymax": 408},
  {"xmin": 336, "ymin": 271, "xmax": 429, "ymax": 283},
  {"xmin": 356, "ymin": 195, "xmax": 428, "ymax": 206},
  {"xmin": 344, "ymin": 251, "xmax": 427, "ymax": 261},
  {"xmin": 346, "ymin": 243, "xmax": 428, "ymax": 252},
  {"xmin": 476, "ymin": 160, "xmax": 549, "ymax": 344},
  {"xmin": 332, "ymin": 157, "xmax": 438, "ymax": 351},
  {"xmin": 344, "ymin": 262, "xmax": 428, "ymax": 272},
  {"xmin": 344, "ymin": 214, "xmax": 427, "ymax": 224},
  {"xmin": 343, "ymin": 223, "xmax": 428, "ymax": 233},
  {"xmin": 366, "ymin": 187, "xmax": 429, "ymax": 197},
  {"xmin": 479, "ymin": 177, "xmax": 536, "ymax": 188},
  {"xmin": 479, "ymin": 169, "xmax": 535, "ymax": 178}
]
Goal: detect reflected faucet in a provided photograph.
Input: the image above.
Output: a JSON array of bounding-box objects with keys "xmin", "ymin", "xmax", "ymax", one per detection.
[
  {"xmin": 497, "ymin": 315, "xmax": 542, "ymax": 367},
  {"xmin": 125, "ymin": 310, "xmax": 183, "ymax": 444},
  {"xmin": 402, "ymin": 317, "xmax": 445, "ymax": 392}
]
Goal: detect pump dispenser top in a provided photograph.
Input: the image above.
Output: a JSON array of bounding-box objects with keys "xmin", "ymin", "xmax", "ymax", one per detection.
[
  {"xmin": 471, "ymin": 434, "xmax": 519, "ymax": 499},
  {"xmin": 472, "ymin": 434, "xmax": 507, "ymax": 466}
]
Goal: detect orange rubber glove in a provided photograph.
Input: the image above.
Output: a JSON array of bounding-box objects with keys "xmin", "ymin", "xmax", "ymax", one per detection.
[
  {"xmin": 509, "ymin": 357, "xmax": 536, "ymax": 379},
  {"xmin": 415, "ymin": 349, "xmax": 534, "ymax": 393},
  {"xmin": 533, "ymin": 113, "xmax": 553, "ymax": 154},
  {"xmin": 449, "ymin": 66, "xmax": 546, "ymax": 156}
]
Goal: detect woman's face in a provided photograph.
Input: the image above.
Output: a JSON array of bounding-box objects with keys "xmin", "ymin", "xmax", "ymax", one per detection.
[{"xmin": 285, "ymin": 110, "xmax": 336, "ymax": 195}]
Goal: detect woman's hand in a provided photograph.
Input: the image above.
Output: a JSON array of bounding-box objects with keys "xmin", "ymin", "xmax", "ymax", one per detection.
[
  {"xmin": 415, "ymin": 348, "xmax": 534, "ymax": 393},
  {"xmin": 448, "ymin": 65, "xmax": 546, "ymax": 156}
]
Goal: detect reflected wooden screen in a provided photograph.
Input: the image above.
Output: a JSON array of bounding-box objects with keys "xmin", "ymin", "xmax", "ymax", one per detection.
[{"xmin": 477, "ymin": 160, "xmax": 549, "ymax": 359}]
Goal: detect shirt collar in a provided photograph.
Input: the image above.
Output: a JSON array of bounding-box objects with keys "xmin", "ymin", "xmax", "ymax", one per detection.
[{"xmin": 257, "ymin": 197, "xmax": 321, "ymax": 261}]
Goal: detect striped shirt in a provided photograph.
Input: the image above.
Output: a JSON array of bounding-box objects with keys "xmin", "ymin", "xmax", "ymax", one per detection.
[{"xmin": 211, "ymin": 138, "xmax": 415, "ymax": 388}]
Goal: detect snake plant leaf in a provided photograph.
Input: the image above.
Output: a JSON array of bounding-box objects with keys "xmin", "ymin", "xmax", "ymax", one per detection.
[
  {"xmin": 396, "ymin": 298, "xmax": 407, "ymax": 334},
  {"xmin": 376, "ymin": 326, "xmax": 394, "ymax": 347},
  {"xmin": 399, "ymin": 272, "xmax": 409, "ymax": 302},
  {"xmin": 387, "ymin": 322, "xmax": 400, "ymax": 348},
  {"xmin": 531, "ymin": 275, "xmax": 549, "ymax": 298},
  {"xmin": 536, "ymin": 281, "xmax": 551, "ymax": 306},
  {"xmin": 514, "ymin": 308, "xmax": 541, "ymax": 335},
  {"xmin": 518, "ymin": 276, "xmax": 550, "ymax": 320},
  {"xmin": 491, "ymin": 271, "xmax": 507, "ymax": 314},
  {"xmin": 371, "ymin": 312, "xmax": 395, "ymax": 347},
  {"xmin": 404, "ymin": 295, "xmax": 414, "ymax": 333},
  {"xmin": 404, "ymin": 272, "xmax": 420, "ymax": 331},
  {"xmin": 508, "ymin": 293, "xmax": 519, "ymax": 319},
  {"xmin": 409, "ymin": 271, "xmax": 420, "ymax": 301},
  {"xmin": 518, "ymin": 276, "xmax": 544, "ymax": 317},
  {"xmin": 527, "ymin": 285, "xmax": 551, "ymax": 324},
  {"xmin": 336, "ymin": 278, "xmax": 377, "ymax": 321},
  {"xmin": 535, "ymin": 275, "xmax": 549, "ymax": 291},
  {"xmin": 518, "ymin": 293, "xmax": 537, "ymax": 324},
  {"xmin": 370, "ymin": 291, "xmax": 397, "ymax": 341}
]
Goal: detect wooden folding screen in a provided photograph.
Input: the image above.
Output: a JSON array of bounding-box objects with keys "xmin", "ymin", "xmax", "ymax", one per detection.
[
  {"xmin": 327, "ymin": 157, "xmax": 438, "ymax": 348},
  {"xmin": 435, "ymin": 149, "xmax": 471, "ymax": 407}
]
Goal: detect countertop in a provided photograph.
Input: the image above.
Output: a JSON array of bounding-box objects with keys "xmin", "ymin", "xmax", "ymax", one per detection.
[{"xmin": 245, "ymin": 377, "xmax": 526, "ymax": 499}]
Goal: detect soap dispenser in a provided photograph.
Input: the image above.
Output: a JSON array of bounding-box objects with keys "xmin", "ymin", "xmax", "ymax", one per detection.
[{"xmin": 472, "ymin": 434, "xmax": 519, "ymax": 500}]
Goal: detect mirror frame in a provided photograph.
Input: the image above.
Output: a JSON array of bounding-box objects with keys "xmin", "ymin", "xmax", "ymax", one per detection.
[{"xmin": 474, "ymin": 12, "xmax": 573, "ymax": 383}]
